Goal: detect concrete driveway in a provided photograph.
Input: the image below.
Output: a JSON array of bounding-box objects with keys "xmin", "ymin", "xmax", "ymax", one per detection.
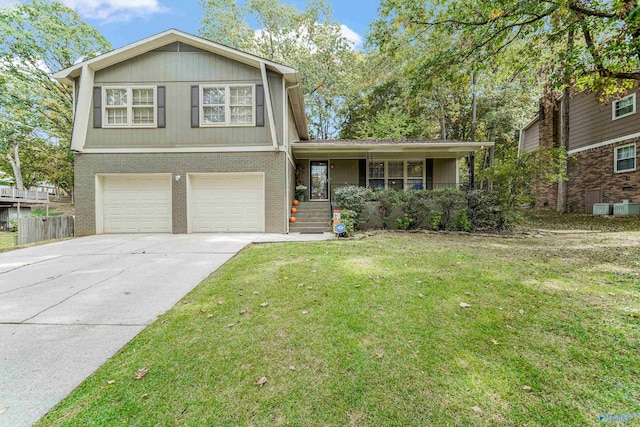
[{"xmin": 0, "ymin": 233, "xmax": 331, "ymax": 427}]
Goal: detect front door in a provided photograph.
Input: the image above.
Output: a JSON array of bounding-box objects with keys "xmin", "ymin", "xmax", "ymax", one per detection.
[{"xmin": 310, "ymin": 160, "xmax": 329, "ymax": 200}]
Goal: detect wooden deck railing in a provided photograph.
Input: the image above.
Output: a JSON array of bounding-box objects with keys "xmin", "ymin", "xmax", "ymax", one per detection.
[{"xmin": 0, "ymin": 186, "xmax": 49, "ymax": 204}]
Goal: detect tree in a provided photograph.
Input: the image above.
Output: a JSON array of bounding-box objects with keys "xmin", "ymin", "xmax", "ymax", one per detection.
[
  {"xmin": 0, "ymin": 0, "xmax": 111, "ymax": 193},
  {"xmin": 199, "ymin": 0, "xmax": 364, "ymax": 139}
]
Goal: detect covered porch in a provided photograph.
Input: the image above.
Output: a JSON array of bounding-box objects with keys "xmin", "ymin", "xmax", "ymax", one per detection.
[{"xmin": 291, "ymin": 139, "xmax": 493, "ymax": 202}]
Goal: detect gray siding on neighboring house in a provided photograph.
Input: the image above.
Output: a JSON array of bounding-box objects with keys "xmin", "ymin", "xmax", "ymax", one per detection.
[
  {"xmin": 521, "ymin": 119, "xmax": 540, "ymax": 152},
  {"xmin": 86, "ymin": 49, "xmax": 285, "ymax": 148},
  {"xmin": 74, "ymin": 152, "xmax": 288, "ymax": 236},
  {"xmin": 567, "ymin": 89, "xmax": 640, "ymax": 151}
]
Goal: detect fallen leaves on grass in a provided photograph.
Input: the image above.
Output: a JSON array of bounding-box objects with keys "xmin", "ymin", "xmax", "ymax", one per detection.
[
  {"xmin": 289, "ymin": 365, "xmax": 296, "ymax": 371},
  {"xmin": 239, "ymin": 309, "xmax": 247, "ymax": 315},
  {"xmin": 491, "ymin": 339, "xmax": 499, "ymax": 345},
  {"xmin": 418, "ymin": 293, "xmax": 424, "ymax": 298},
  {"xmin": 260, "ymin": 302, "xmax": 268, "ymax": 307},
  {"xmin": 472, "ymin": 406, "xmax": 483, "ymax": 414},
  {"xmin": 460, "ymin": 302, "xmax": 471, "ymax": 308},
  {"xmin": 302, "ymin": 310, "xmax": 309, "ymax": 314},
  {"xmin": 522, "ymin": 385, "xmax": 532, "ymax": 391},
  {"xmin": 372, "ymin": 353, "xmax": 383, "ymax": 359},
  {"xmin": 107, "ymin": 380, "xmax": 115, "ymax": 385},
  {"xmin": 254, "ymin": 377, "xmax": 267, "ymax": 386},
  {"xmin": 135, "ymin": 367, "xmax": 149, "ymax": 380}
]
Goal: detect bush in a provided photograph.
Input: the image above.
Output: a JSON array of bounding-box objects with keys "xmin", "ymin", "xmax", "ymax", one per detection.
[
  {"xmin": 431, "ymin": 188, "xmax": 466, "ymax": 230},
  {"xmin": 338, "ymin": 209, "xmax": 357, "ymax": 237},
  {"xmin": 398, "ymin": 190, "xmax": 432, "ymax": 229},
  {"xmin": 375, "ymin": 189, "xmax": 400, "ymax": 229},
  {"xmin": 396, "ymin": 214, "xmax": 413, "ymax": 230},
  {"xmin": 7, "ymin": 218, "xmax": 17, "ymax": 232},
  {"xmin": 466, "ymin": 189, "xmax": 508, "ymax": 231},
  {"xmin": 429, "ymin": 211, "xmax": 443, "ymax": 230},
  {"xmin": 456, "ymin": 208, "xmax": 471, "ymax": 232},
  {"xmin": 334, "ymin": 186, "xmax": 373, "ymax": 227}
]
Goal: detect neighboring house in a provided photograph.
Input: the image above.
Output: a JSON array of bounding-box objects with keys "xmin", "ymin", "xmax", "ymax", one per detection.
[
  {"xmin": 520, "ymin": 89, "xmax": 640, "ymax": 213},
  {"xmin": 53, "ymin": 29, "xmax": 491, "ymax": 235}
]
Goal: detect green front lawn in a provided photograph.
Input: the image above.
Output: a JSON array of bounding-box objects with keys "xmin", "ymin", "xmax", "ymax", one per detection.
[
  {"xmin": 38, "ymin": 232, "xmax": 640, "ymax": 426},
  {"xmin": 0, "ymin": 232, "xmax": 16, "ymax": 251}
]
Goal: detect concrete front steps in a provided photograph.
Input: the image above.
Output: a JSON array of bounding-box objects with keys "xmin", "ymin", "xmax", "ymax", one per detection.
[{"xmin": 290, "ymin": 201, "xmax": 332, "ymax": 233}]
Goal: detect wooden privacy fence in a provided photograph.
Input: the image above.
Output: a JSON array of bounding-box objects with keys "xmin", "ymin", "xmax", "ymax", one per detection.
[{"xmin": 17, "ymin": 216, "xmax": 75, "ymax": 245}]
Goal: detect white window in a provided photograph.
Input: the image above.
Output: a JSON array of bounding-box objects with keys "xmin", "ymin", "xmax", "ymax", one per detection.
[
  {"xmin": 103, "ymin": 86, "xmax": 156, "ymax": 128},
  {"xmin": 200, "ymin": 84, "xmax": 255, "ymax": 126},
  {"xmin": 615, "ymin": 143, "xmax": 636, "ymax": 173},
  {"xmin": 612, "ymin": 93, "xmax": 636, "ymax": 120},
  {"xmin": 368, "ymin": 160, "xmax": 426, "ymax": 190}
]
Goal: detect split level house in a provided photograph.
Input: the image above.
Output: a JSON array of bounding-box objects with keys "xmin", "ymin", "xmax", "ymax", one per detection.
[
  {"xmin": 520, "ymin": 88, "xmax": 640, "ymax": 213},
  {"xmin": 53, "ymin": 29, "xmax": 491, "ymax": 235}
]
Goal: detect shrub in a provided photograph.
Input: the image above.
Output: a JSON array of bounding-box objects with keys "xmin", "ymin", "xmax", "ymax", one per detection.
[
  {"xmin": 398, "ymin": 190, "xmax": 432, "ymax": 229},
  {"xmin": 396, "ymin": 214, "xmax": 413, "ymax": 230},
  {"xmin": 375, "ymin": 189, "xmax": 400, "ymax": 229},
  {"xmin": 7, "ymin": 217, "xmax": 17, "ymax": 232},
  {"xmin": 334, "ymin": 186, "xmax": 373, "ymax": 227},
  {"xmin": 466, "ymin": 189, "xmax": 508, "ymax": 231},
  {"xmin": 431, "ymin": 188, "xmax": 466, "ymax": 230},
  {"xmin": 338, "ymin": 209, "xmax": 357, "ymax": 237},
  {"xmin": 456, "ymin": 208, "xmax": 471, "ymax": 232},
  {"xmin": 429, "ymin": 211, "xmax": 443, "ymax": 230}
]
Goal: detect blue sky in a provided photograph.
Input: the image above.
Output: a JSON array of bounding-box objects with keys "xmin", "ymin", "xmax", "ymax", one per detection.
[{"xmin": 4, "ymin": 0, "xmax": 381, "ymax": 50}]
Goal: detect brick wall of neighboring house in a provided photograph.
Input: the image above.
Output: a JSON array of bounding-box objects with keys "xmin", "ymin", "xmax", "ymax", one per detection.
[
  {"xmin": 74, "ymin": 152, "xmax": 287, "ymax": 236},
  {"xmin": 531, "ymin": 99, "xmax": 559, "ymax": 209},
  {"xmin": 567, "ymin": 139, "xmax": 640, "ymax": 212}
]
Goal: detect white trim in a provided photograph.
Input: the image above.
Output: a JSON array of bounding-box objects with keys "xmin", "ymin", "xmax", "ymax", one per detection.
[
  {"xmin": 367, "ymin": 159, "xmax": 427, "ymax": 190},
  {"xmin": 614, "ymin": 143, "xmax": 636, "ymax": 173},
  {"xmin": 102, "ymin": 86, "xmax": 157, "ymax": 128},
  {"xmin": 71, "ymin": 64, "xmax": 94, "ymax": 152},
  {"xmin": 186, "ymin": 172, "xmax": 265, "ymax": 233},
  {"xmin": 81, "ymin": 146, "xmax": 287, "ymax": 154},
  {"xmin": 612, "ymin": 93, "xmax": 636, "ymax": 121},
  {"xmin": 567, "ymin": 131, "xmax": 640, "ymax": 154},
  {"xmin": 199, "ymin": 84, "xmax": 256, "ymax": 127},
  {"xmin": 455, "ymin": 158, "xmax": 460, "ymax": 186},
  {"xmin": 261, "ymin": 62, "xmax": 279, "ymax": 150}
]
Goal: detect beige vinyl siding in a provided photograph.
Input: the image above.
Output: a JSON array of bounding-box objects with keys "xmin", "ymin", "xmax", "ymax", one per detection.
[
  {"xmin": 433, "ymin": 159, "xmax": 457, "ymax": 185},
  {"xmin": 522, "ymin": 119, "xmax": 540, "ymax": 152},
  {"xmin": 568, "ymin": 89, "xmax": 640, "ymax": 151},
  {"xmin": 330, "ymin": 160, "xmax": 359, "ymax": 186},
  {"xmin": 87, "ymin": 49, "xmax": 284, "ymax": 149}
]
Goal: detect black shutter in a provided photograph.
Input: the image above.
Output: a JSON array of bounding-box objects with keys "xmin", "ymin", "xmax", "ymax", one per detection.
[
  {"xmin": 191, "ymin": 85, "xmax": 199, "ymax": 128},
  {"xmin": 157, "ymin": 86, "xmax": 166, "ymax": 128},
  {"xmin": 255, "ymin": 84, "xmax": 265, "ymax": 127},
  {"xmin": 93, "ymin": 87, "xmax": 102, "ymax": 128}
]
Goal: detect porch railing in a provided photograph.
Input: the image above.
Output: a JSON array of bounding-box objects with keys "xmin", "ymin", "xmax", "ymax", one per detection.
[{"xmin": 0, "ymin": 186, "xmax": 50, "ymax": 204}]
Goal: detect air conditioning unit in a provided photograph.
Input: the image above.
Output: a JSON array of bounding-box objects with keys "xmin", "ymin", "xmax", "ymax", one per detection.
[
  {"xmin": 593, "ymin": 203, "xmax": 613, "ymax": 215},
  {"xmin": 613, "ymin": 202, "xmax": 640, "ymax": 216}
]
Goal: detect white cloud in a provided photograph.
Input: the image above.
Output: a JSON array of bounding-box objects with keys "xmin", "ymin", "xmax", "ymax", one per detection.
[
  {"xmin": 0, "ymin": 0, "xmax": 18, "ymax": 7},
  {"xmin": 339, "ymin": 24, "xmax": 363, "ymax": 49},
  {"xmin": 59, "ymin": 0, "xmax": 167, "ymax": 23}
]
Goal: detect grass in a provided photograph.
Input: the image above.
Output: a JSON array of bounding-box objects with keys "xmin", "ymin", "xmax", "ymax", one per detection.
[
  {"xmin": 36, "ymin": 230, "xmax": 640, "ymax": 426},
  {"xmin": 0, "ymin": 232, "xmax": 16, "ymax": 251},
  {"xmin": 521, "ymin": 208, "xmax": 640, "ymax": 232}
]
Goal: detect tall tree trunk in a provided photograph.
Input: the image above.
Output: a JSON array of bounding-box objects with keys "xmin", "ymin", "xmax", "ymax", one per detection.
[
  {"xmin": 7, "ymin": 143, "xmax": 24, "ymax": 191},
  {"xmin": 439, "ymin": 117, "xmax": 447, "ymax": 140},
  {"xmin": 557, "ymin": 29, "xmax": 574, "ymax": 214},
  {"xmin": 470, "ymin": 71, "xmax": 477, "ymax": 141}
]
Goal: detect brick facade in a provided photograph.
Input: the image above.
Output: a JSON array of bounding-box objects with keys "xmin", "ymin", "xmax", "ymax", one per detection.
[
  {"xmin": 531, "ymin": 99, "xmax": 559, "ymax": 209},
  {"xmin": 74, "ymin": 152, "xmax": 287, "ymax": 236},
  {"xmin": 567, "ymin": 139, "xmax": 640, "ymax": 212}
]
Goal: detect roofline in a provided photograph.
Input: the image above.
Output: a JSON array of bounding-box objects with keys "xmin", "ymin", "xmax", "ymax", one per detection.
[
  {"xmin": 292, "ymin": 141, "xmax": 494, "ymax": 151},
  {"xmin": 52, "ymin": 29, "xmax": 299, "ymax": 85},
  {"xmin": 520, "ymin": 115, "xmax": 540, "ymax": 132}
]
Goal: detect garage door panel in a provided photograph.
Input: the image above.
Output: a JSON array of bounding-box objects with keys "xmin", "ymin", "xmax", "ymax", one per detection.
[
  {"xmin": 189, "ymin": 174, "xmax": 264, "ymax": 233},
  {"xmin": 101, "ymin": 175, "xmax": 172, "ymax": 234}
]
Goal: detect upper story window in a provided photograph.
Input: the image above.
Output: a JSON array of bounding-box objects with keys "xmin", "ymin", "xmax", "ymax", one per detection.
[
  {"xmin": 615, "ymin": 143, "xmax": 636, "ymax": 173},
  {"xmin": 612, "ymin": 93, "xmax": 636, "ymax": 120},
  {"xmin": 103, "ymin": 86, "xmax": 157, "ymax": 128},
  {"xmin": 200, "ymin": 84, "xmax": 255, "ymax": 126}
]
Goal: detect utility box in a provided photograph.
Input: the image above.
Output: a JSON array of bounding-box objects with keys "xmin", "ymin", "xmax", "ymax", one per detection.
[
  {"xmin": 593, "ymin": 203, "xmax": 613, "ymax": 216},
  {"xmin": 613, "ymin": 202, "xmax": 640, "ymax": 216}
]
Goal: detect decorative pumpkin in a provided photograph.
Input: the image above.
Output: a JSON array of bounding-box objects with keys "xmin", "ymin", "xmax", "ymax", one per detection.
[
  {"xmin": 293, "ymin": 199, "xmax": 299, "ymax": 206},
  {"xmin": 291, "ymin": 207, "xmax": 297, "ymax": 214},
  {"xmin": 289, "ymin": 217, "xmax": 297, "ymax": 223}
]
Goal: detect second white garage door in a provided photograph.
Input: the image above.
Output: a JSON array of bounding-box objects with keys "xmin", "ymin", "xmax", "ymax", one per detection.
[{"xmin": 188, "ymin": 173, "xmax": 265, "ymax": 233}]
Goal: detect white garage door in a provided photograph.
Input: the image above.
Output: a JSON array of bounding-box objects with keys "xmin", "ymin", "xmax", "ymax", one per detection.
[
  {"xmin": 189, "ymin": 173, "xmax": 264, "ymax": 232},
  {"xmin": 101, "ymin": 174, "xmax": 172, "ymax": 233}
]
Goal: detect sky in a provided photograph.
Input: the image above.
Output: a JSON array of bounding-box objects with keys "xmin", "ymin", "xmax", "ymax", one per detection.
[{"xmin": 1, "ymin": 0, "xmax": 381, "ymax": 50}]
